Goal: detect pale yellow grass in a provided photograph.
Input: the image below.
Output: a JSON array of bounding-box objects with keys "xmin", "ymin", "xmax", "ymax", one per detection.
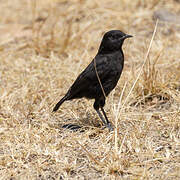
[{"xmin": 0, "ymin": 0, "xmax": 179, "ymax": 179}]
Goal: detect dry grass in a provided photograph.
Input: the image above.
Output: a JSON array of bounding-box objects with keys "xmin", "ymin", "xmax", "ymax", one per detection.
[{"xmin": 0, "ymin": 0, "xmax": 180, "ymax": 179}]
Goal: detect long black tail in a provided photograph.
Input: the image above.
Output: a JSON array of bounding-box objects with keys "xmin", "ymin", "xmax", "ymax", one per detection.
[{"xmin": 53, "ymin": 95, "xmax": 68, "ymax": 112}]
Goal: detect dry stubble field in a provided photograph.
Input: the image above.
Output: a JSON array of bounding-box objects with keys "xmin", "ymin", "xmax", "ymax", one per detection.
[{"xmin": 0, "ymin": 0, "xmax": 180, "ymax": 179}]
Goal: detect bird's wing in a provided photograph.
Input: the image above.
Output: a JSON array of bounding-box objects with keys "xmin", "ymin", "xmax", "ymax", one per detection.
[{"xmin": 67, "ymin": 55, "xmax": 111, "ymax": 98}]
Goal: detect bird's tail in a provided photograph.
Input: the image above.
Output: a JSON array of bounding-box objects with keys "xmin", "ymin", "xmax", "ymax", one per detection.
[{"xmin": 53, "ymin": 95, "xmax": 68, "ymax": 112}]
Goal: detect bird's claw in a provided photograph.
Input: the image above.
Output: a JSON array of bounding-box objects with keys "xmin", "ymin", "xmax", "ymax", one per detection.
[{"xmin": 105, "ymin": 122, "xmax": 114, "ymax": 132}]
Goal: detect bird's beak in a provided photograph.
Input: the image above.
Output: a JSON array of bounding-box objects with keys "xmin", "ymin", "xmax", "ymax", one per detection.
[
  {"xmin": 119, "ymin": 34, "xmax": 133, "ymax": 41},
  {"xmin": 125, "ymin": 34, "xmax": 133, "ymax": 39}
]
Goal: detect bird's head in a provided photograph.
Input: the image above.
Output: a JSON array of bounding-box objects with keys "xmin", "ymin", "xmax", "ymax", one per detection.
[{"xmin": 98, "ymin": 30, "xmax": 132, "ymax": 54}]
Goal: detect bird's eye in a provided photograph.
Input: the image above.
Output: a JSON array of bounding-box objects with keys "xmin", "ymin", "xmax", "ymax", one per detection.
[{"xmin": 109, "ymin": 35, "xmax": 114, "ymax": 40}]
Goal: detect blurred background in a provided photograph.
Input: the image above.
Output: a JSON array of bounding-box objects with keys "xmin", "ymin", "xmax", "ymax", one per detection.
[{"xmin": 0, "ymin": 0, "xmax": 179, "ymax": 55}]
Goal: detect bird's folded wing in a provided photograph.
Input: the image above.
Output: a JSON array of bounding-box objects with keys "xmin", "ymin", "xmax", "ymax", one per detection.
[{"xmin": 67, "ymin": 56, "xmax": 111, "ymax": 96}]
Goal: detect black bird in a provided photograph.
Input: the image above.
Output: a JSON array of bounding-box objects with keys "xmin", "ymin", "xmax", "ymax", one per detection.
[{"xmin": 53, "ymin": 30, "xmax": 132, "ymax": 131}]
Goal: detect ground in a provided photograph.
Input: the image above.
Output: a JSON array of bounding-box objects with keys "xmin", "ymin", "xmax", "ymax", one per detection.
[{"xmin": 0, "ymin": 0, "xmax": 179, "ymax": 179}]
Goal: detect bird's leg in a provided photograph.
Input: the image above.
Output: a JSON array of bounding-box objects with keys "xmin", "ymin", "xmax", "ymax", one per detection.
[
  {"xmin": 95, "ymin": 108, "xmax": 114, "ymax": 131},
  {"xmin": 94, "ymin": 98, "xmax": 113, "ymax": 131},
  {"xmin": 100, "ymin": 107, "xmax": 114, "ymax": 131},
  {"xmin": 100, "ymin": 107, "xmax": 110, "ymax": 124},
  {"xmin": 95, "ymin": 109, "xmax": 107, "ymax": 125}
]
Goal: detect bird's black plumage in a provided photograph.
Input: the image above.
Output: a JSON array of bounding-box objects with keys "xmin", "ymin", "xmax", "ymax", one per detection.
[{"xmin": 53, "ymin": 30, "xmax": 132, "ymax": 131}]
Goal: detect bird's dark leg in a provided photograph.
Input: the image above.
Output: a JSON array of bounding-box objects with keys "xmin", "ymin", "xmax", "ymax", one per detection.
[
  {"xmin": 100, "ymin": 107, "xmax": 110, "ymax": 124},
  {"xmin": 95, "ymin": 109, "xmax": 107, "ymax": 125},
  {"xmin": 94, "ymin": 97, "xmax": 113, "ymax": 131},
  {"xmin": 100, "ymin": 107, "xmax": 113, "ymax": 131}
]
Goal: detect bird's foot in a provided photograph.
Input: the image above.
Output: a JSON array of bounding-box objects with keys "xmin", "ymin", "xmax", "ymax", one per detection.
[{"xmin": 105, "ymin": 122, "xmax": 114, "ymax": 132}]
